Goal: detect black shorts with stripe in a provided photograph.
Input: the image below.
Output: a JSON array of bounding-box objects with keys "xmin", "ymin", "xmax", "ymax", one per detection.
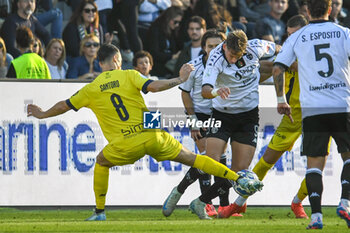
[{"xmin": 207, "ymin": 107, "xmax": 259, "ymax": 147}]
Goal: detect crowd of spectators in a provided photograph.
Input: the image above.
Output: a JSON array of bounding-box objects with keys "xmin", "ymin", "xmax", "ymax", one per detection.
[{"xmin": 0, "ymin": 0, "xmax": 349, "ymax": 79}]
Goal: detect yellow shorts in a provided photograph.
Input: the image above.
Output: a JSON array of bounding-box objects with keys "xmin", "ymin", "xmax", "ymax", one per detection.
[
  {"xmin": 268, "ymin": 114, "xmax": 302, "ymax": 152},
  {"xmin": 102, "ymin": 130, "xmax": 182, "ymax": 166}
]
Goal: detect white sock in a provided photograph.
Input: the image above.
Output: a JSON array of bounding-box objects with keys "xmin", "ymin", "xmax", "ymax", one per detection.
[
  {"xmin": 341, "ymin": 198, "xmax": 350, "ymax": 209},
  {"xmin": 235, "ymin": 196, "xmax": 247, "ymax": 206},
  {"xmin": 311, "ymin": 213, "xmax": 323, "ymax": 222},
  {"xmin": 292, "ymin": 195, "xmax": 302, "ymax": 204}
]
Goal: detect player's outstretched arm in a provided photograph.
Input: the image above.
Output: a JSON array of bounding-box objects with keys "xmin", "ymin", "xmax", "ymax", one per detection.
[
  {"xmin": 27, "ymin": 101, "xmax": 71, "ymax": 119},
  {"xmin": 147, "ymin": 63, "xmax": 194, "ymax": 92}
]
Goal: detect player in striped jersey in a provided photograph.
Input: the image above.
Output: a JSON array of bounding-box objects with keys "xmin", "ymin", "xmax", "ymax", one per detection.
[
  {"xmin": 162, "ymin": 29, "xmax": 227, "ymax": 218},
  {"xmin": 226, "ymin": 15, "xmax": 316, "ymax": 219},
  {"xmin": 189, "ymin": 30, "xmax": 279, "ymax": 219},
  {"xmin": 273, "ymin": 0, "xmax": 350, "ymax": 229}
]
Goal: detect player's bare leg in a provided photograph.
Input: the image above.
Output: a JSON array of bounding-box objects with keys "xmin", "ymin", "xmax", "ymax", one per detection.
[{"xmin": 205, "ymin": 137, "xmax": 227, "ymax": 161}]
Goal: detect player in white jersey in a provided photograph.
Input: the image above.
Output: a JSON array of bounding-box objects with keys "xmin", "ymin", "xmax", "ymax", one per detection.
[
  {"xmin": 162, "ymin": 29, "xmax": 227, "ymax": 218},
  {"xmin": 273, "ymin": 0, "xmax": 350, "ymax": 229},
  {"xmin": 188, "ymin": 30, "xmax": 280, "ymax": 219}
]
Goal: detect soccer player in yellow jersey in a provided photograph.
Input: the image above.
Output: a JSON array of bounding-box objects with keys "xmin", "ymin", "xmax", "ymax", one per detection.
[
  {"xmin": 223, "ymin": 15, "xmax": 314, "ymax": 218},
  {"xmin": 27, "ymin": 44, "xmax": 263, "ymax": 221}
]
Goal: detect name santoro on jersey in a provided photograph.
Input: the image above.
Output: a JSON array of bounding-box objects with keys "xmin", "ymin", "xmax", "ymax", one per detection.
[
  {"xmin": 202, "ymin": 39, "xmax": 276, "ymax": 114},
  {"xmin": 275, "ymin": 20, "xmax": 350, "ymax": 118}
]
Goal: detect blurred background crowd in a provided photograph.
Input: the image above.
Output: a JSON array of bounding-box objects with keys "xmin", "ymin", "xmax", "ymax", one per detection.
[{"xmin": 0, "ymin": 0, "xmax": 348, "ymax": 80}]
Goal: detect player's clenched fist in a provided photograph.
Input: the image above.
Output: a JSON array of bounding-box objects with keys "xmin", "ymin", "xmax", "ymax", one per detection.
[
  {"xmin": 179, "ymin": 63, "xmax": 195, "ymax": 82},
  {"xmin": 216, "ymin": 87, "xmax": 230, "ymax": 99}
]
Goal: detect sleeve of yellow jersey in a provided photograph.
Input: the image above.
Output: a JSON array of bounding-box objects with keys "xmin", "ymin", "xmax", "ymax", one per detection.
[
  {"xmin": 131, "ymin": 70, "xmax": 154, "ymax": 94},
  {"xmin": 65, "ymin": 84, "xmax": 91, "ymax": 111}
]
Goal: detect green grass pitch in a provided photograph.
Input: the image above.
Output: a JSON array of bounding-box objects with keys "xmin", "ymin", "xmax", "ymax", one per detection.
[{"xmin": 0, "ymin": 206, "xmax": 348, "ymax": 233}]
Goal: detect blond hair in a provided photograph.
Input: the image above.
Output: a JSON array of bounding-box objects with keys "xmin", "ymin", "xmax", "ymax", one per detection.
[
  {"xmin": 79, "ymin": 34, "xmax": 99, "ymax": 56},
  {"xmin": 225, "ymin": 30, "xmax": 248, "ymax": 57},
  {"xmin": 44, "ymin": 38, "xmax": 66, "ymax": 69}
]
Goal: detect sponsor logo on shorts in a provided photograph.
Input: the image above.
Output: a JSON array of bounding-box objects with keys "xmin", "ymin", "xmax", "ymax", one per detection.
[{"xmin": 211, "ymin": 127, "xmax": 219, "ymax": 134}]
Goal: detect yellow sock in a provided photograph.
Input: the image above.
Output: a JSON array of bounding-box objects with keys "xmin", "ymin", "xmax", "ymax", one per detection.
[
  {"xmin": 252, "ymin": 156, "xmax": 274, "ymax": 181},
  {"xmin": 193, "ymin": 154, "xmax": 239, "ymax": 181},
  {"xmin": 297, "ymin": 178, "xmax": 308, "ymax": 201},
  {"xmin": 94, "ymin": 163, "xmax": 109, "ymax": 210}
]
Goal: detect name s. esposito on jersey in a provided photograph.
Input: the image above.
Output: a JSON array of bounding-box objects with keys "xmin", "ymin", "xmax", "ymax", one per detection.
[{"xmin": 302, "ymin": 31, "xmax": 341, "ymax": 42}]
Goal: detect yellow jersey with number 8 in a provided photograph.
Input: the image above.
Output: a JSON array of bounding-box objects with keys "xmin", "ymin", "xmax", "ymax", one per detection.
[{"xmin": 66, "ymin": 69, "xmax": 152, "ymax": 144}]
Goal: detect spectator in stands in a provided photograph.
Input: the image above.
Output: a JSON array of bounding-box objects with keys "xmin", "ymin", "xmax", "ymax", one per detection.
[
  {"xmin": 177, "ymin": 0, "xmax": 199, "ymax": 49},
  {"xmin": 35, "ymin": 0, "xmax": 63, "ymax": 38},
  {"xmin": 216, "ymin": 0, "xmax": 256, "ymax": 39},
  {"xmin": 0, "ymin": 37, "xmax": 13, "ymax": 78},
  {"xmin": 174, "ymin": 16, "xmax": 206, "ymax": 76},
  {"xmin": 330, "ymin": 0, "xmax": 343, "ymax": 24},
  {"xmin": 193, "ymin": 0, "xmax": 231, "ymax": 31},
  {"xmin": 178, "ymin": 0, "xmax": 232, "ymax": 46},
  {"xmin": 146, "ymin": 6, "xmax": 183, "ymax": 78},
  {"xmin": 66, "ymin": 34, "xmax": 101, "ymax": 79},
  {"xmin": 133, "ymin": 50, "xmax": 158, "ymax": 80},
  {"xmin": 247, "ymin": 0, "xmax": 271, "ymax": 17},
  {"xmin": 66, "ymin": 0, "xmax": 82, "ymax": 12},
  {"xmin": 281, "ymin": 0, "xmax": 299, "ymax": 24},
  {"xmin": 255, "ymin": 0, "xmax": 289, "ymax": 44},
  {"xmin": 33, "ymin": 36, "xmax": 44, "ymax": 57},
  {"xmin": 109, "ymin": 0, "xmax": 143, "ymax": 53},
  {"xmin": 6, "ymin": 25, "xmax": 51, "ymax": 79},
  {"xmin": 0, "ymin": 0, "xmax": 12, "ymax": 25},
  {"xmin": 139, "ymin": 0, "xmax": 171, "ymax": 26},
  {"xmin": 138, "ymin": 0, "xmax": 171, "ymax": 41},
  {"xmin": 106, "ymin": 3, "xmax": 134, "ymax": 65},
  {"xmin": 62, "ymin": 0, "xmax": 103, "ymax": 63},
  {"xmin": 298, "ymin": 0, "xmax": 310, "ymax": 21},
  {"xmin": 44, "ymin": 38, "xmax": 68, "ymax": 79},
  {"xmin": 95, "ymin": 0, "xmax": 113, "ymax": 40},
  {"xmin": 0, "ymin": 0, "xmax": 50, "ymax": 58},
  {"xmin": 237, "ymin": 0, "xmax": 265, "ymax": 22}
]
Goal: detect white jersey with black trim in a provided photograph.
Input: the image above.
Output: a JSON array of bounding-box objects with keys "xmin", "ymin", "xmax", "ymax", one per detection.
[
  {"xmin": 202, "ymin": 39, "xmax": 276, "ymax": 114},
  {"xmin": 275, "ymin": 20, "xmax": 350, "ymax": 118},
  {"xmin": 179, "ymin": 55, "xmax": 212, "ymax": 115}
]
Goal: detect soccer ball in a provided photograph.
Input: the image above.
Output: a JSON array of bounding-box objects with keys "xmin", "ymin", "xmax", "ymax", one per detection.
[{"xmin": 233, "ymin": 169, "xmax": 260, "ymax": 198}]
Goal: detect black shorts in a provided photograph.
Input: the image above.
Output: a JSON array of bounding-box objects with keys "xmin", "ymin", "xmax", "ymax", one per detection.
[
  {"xmin": 302, "ymin": 112, "xmax": 350, "ymax": 157},
  {"xmin": 195, "ymin": 112, "xmax": 211, "ymax": 138},
  {"xmin": 207, "ymin": 107, "xmax": 259, "ymax": 147}
]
